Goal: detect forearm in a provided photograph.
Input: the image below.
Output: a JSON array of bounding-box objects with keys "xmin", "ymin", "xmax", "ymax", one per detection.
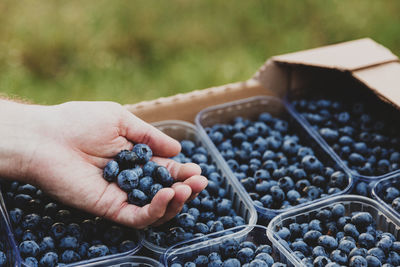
[{"xmin": 0, "ymin": 100, "xmax": 49, "ymax": 182}]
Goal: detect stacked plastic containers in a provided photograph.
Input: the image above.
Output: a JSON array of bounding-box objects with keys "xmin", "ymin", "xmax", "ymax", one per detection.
[
  {"xmin": 284, "ymin": 87, "xmax": 400, "ymax": 194},
  {"xmin": 195, "ymin": 96, "xmax": 354, "ymax": 223},
  {"xmin": 163, "ymin": 225, "xmax": 298, "ymax": 266},
  {"xmin": 0, "ymin": 183, "xmax": 142, "ymax": 267},
  {"xmin": 267, "ymin": 195, "xmax": 400, "ymax": 265},
  {"xmin": 142, "ymin": 121, "xmax": 257, "ymax": 259}
]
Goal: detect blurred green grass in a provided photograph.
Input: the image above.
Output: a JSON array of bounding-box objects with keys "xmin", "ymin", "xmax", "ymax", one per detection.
[{"xmin": 0, "ymin": 0, "xmax": 399, "ymax": 105}]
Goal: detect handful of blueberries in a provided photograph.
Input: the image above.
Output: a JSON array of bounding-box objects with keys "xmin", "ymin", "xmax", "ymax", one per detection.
[
  {"xmin": 170, "ymin": 239, "xmax": 286, "ymax": 267},
  {"xmin": 274, "ymin": 203, "xmax": 400, "ymax": 266},
  {"xmin": 2, "ymin": 182, "xmax": 137, "ymax": 266},
  {"xmin": 292, "ymin": 98, "xmax": 400, "ymax": 176},
  {"xmin": 205, "ymin": 112, "xmax": 349, "ymax": 210},
  {"xmin": 145, "ymin": 140, "xmax": 246, "ymax": 247},
  {"xmin": 103, "ymin": 143, "xmax": 175, "ymax": 206}
]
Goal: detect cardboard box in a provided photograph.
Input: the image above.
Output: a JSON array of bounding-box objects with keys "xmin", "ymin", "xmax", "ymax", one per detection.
[{"xmin": 125, "ymin": 38, "xmax": 400, "ymax": 122}]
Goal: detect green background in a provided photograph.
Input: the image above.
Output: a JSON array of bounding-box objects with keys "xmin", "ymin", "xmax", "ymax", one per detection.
[{"xmin": 0, "ymin": 0, "xmax": 399, "ymax": 105}]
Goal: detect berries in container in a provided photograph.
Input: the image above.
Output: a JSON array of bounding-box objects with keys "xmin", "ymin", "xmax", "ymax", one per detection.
[
  {"xmin": 286, "ymin": 86, "xmax": 400, "ymax": 189},
  {"xmin": 142, "ymin": 120, "xmax": 257, "ymax": 259},
  {"xmin": 0, "ymin": 201, "xmax": 21, "ymax": 267},
  {"xmin": 163, "ymin": 225, "xmax": 298, "ymax": 266},
  {"xmin": 195, "ymin": 96, "xmax": 353, "ymax": 222},
  {"xmin": 268, "ymin": 194, "xmax": 400, "ymax": 266},
  {"xmin": 372, "ymin": 174, "xmax": 400, "ymax": 220},
  {"xmin": 0, "ymin": 180, "xmax": 142, "ymax": 267}
]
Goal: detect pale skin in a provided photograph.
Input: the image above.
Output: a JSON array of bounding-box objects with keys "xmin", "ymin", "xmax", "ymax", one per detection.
[{"xmin": 0, "ymin": 100, "xmax": 208, "ymax": 229}]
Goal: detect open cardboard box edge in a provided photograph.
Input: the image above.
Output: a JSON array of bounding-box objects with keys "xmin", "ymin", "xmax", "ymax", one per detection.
[{"xmin": 125, "ymin": 38, "xmax": 400, "ymax": 123}]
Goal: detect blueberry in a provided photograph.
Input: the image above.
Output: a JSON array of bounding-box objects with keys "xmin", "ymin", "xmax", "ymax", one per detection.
[
  {"xmin": 117, "ymin": 170, "xmax": 139, "ymax": 192},
  {"xmin": 78, "ymin": 242, "xmax": 90, "ymax": 258},
  {"xmin": 291, "ymin": 240, "xmax": 310, "ymax": 256},
  {"xmin": 150, "ymin": 183, "xmax": 163, "ymax": 198},
  {"xmin": 318, "ymin": 235, "xmax": 338, "ymax": 251},
  {"xmin": 365, "ymin": 255, "xmax": 382, "ymax": 267},
  {"xmin": 344, "ymin": 223, "xmax": 359, "ymax": 239},
  {"xmin": 304, "ymin": 230, "xmax": 322, "ymax": 246},
  {"xmin": 50, "ymin": 222, "xmax": 66, "ymax": 240},
  {"xmin": 142, "ymin": 161, "xmax": 158, "ymax": 176},
  {"xmin": 177, "ymin": 213, "xmax": 196, "ymax": 229},
  {"xmin": 222, "ymin": 258, "xmax": 241, "ymax": 267},
  {"xmin": 22, "ymin": 214, "xmax": 41, "ymax": 230},
  {"xmin": 9, "ymin": 208, "xmax": 23, "ymax": 225},
  {"xmin": 220, "ymin": 239, "xmax": 239, "ymax": 258},
  {"xmin": 103, "ymin": 160, "xmax": 119, "ymax": 182},
  {"xmin": 270, "ymin": 186, "xmax": 285, "ymax": 202},
  {"xmin": 313, "ymin": 246, "xmax": 328, "ymax": 258},
  {"xmin": 278, "ymin": 176, "xmax": 294, "ymax": 192},
  {"xmin": 38, "ymin": 252, "xmax": 58, "ymax": 267},
  {"xmin": 209, "ymin": 221, "xmax": 224, "ymax": 233},
  {"xmin": 331, "ymin": 204, "xmax": 345, "ymax": 218},
  {"xmin": 19, "ymin": 240, "xmax": 40, "ymax": 257},
  {"xmin": 87, "ymin": 245, "xmax": 109, "ymax": 259},
  {"xmin": 132, "ymin": 144, "xmax": 153, "ymax": 164},
  {"xmin": 128, "ymin": 189, "xmax": 149, "ymax": 206},
  {"xmin": 313, "ymin": 256, "xmax": 331, "ymax": 267},
  {"xmin": 237, "ymin": 247, "xmax": 255, "ymax": 264},
  {"xmin": 330, "ymin": 249, "xmax": 347, "ymax": 265},
  {"xmin": 138, "ymin": 176, "xmax": 153, "ymax": 194},
  {"xmin": 181, "ymin": 140, "xmax": 196, "ymax": 155},
  {"xmin": 358, "ymin": 233, "xmax": 375, "ymax": 249},
  {"xmin": 155, "ymin": 166, "xmax": 174, "ymax": 187},
  {"xmin": 60, "ymin": 250, "xmax": 81, "ymax": 264},
  {"xmin": 24, "ymin": 257, "xmax": 38, "ymax": 267},
  {"xmin": 115, "ymin": 150, "xmax": 138, "ymax": 169},
  {"xmin": 216, "ymin": 199, "xmax": 232, "ymax": 215},
  {"xmin": 59, "ymin": 236, "xmax": 79, "ymax": 251}
]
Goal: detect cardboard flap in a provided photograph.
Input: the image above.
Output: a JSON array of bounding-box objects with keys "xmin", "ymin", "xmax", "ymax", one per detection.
[
  {"xmin": 272, "ymin": 38, "xmax": 398, "ymax": 71},
  {"xmin": 353, "ymin": 62, "xmax": 400, "ymax": 108}
]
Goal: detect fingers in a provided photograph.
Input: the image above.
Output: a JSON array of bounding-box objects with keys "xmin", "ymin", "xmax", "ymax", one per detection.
[
  {"xmin": 111, "ymin": 188, "xmax": 175, "ymax": 229},
  {"xmin": 152, "ymin": 157, "xmax": 201, "ymax": 181},
  {"xmin": 121, "ymin": 111, "xmax": 181, "ymax": 157},
  {"xmin": 182, "ymin": 175, "xmax": 208, "ymax": 201},
  {"xmin": 152, "ymin": 184, "xmax": 192, "ymax": 227}
]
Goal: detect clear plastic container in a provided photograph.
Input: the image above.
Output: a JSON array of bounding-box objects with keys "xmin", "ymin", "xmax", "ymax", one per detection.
[
  {"xmin": 0, "ymin": 206, "xmax": 21, "ymax": 267},
  {"xmin": 0, "ymin": 184, "xmax": 142, "ymax": 267},
  {"xmin": 195, "ymin": 96, "xmax": 354, "ymax": 223},
  {"xmin": 163, "ymin": 225, "xmax": 298, "ymax": 266},
  {"xmin": 267, "ymin": 194, "xmax": 400, "ymax": 266},
  {"xmin": 285, "ymin": 87, "xmax": 400, "ymax": 183},
  {"xmin": 78, "ymin": 256, "xmax": 163, "ymax": 267},
  {"xmin": 143, "ymin": 121, "xmax": 257, "ymax": 259},
  {"xmin": 372, "ymin": 174, "xmax": 400, "ymax": 219}
]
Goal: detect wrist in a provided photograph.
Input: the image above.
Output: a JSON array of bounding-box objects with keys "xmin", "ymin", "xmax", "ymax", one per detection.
[{"xmin": 0, "ymin": 100, "xmax": 50, "ymax": 182}]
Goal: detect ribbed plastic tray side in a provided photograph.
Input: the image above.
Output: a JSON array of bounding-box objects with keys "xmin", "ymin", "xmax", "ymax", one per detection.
[
  {"xmin": 0, "ymin": 205, "xmax": 21, "ymax": 267},
  {"xmin": 372, "ymin": 175, "xmax": 400, "ymax": 220},
  {"xmin": 163, "ymin": 225, "xmax": 298, "ymax": 267},
  {"xmin": 267, "ymin": 194, "xmax": 400, "ymax": 266},
  {"xmin": 142, "ymin": 120, "xmax": 257, "ymax": 259},
  {"xmin": 0, "ymin": 184, "xmax": 143, "ymax": 267},
  {"xmin": 195, "ymin": 96, "xmax": 354, "ymax": 222},
  {"xmin": 78, "ymin": 256, "xmax": 164, "ymax": 267},
  {"xmin": 284, "ymin": 89, "xmax": 400, "ymax": 182}
]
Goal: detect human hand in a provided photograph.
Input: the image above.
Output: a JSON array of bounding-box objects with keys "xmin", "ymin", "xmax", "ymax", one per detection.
[{"xmin": 0, "ymin": 100, "xmax": 207, "ymax": 229}]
